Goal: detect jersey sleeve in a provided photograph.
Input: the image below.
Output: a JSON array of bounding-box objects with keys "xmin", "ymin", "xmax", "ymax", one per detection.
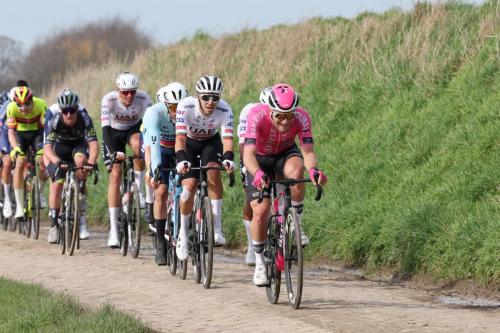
[
  {"xmin": 81, "ymin": 110, "xmax": 98, "ymax": 142},
  {"xmin": 243, "ymin": 106, "xmax": 259, "ymax": 145},
  {"xmin": 297, "ymin": 109, "xmax": 314, "ymax": 146},
  {"xmin": 6, "ymin": 103, "xmax": 17, "ymax": 129},
  {"xmin": 175, "ymin": 103, "xmax": 188, "ymax": 136},
  {"xmin": 237, "ymin": 105, "xmax": 251, "ymax": 144},
  {"xmin": 100, "ymin": 95, "xmax": 111, "ymax": 127},
  {"xmin": 44, "ymin": 113, "xmax": 59, "ymax": 145},
  {"xmin": 220, "ymin": 103, "xmax": 234, "ymax": 139},
  {"xmin": 143, "ymin": 108, "xmax": 162, "ymax": 171}
]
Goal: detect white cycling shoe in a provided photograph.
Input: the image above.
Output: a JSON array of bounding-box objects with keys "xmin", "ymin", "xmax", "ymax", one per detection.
[
  {"xmin": 79, "ymin": 220, "xmax": 90, "ymax": 240},
  {"xmin": 300, "ymin": 227, "xmax": 310, "ymax": 247},
  {"xmin": 253, "ymin": 264, "xmax": 268, "ymax": 286},
  {"xmin": 47, "ymin": 226, "xmax": 58, "ymax": 244},
  {"xmin": 107, "ymin": 229, "xmax": 120, "ymax": 248},
  {"xmin": 245, "ymin": 244, "xmax": 256, "ymax": 266},
  {"xmin": 176, "ymin": 235, "xmax": 189, "ymax": 261},
  {"xmin": 3, "ymin": 202, "xmax": 12, "ymax": 218},
  {"xmin": 15, "ymin": 207, "xmax": 24, "ymax": 219}
]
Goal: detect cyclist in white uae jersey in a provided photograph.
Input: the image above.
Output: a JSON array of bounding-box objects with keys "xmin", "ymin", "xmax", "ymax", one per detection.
[
  {"xmin": 175, "ymin": 75, "xmax": 235, "ymax": 260},
  {"xmin": 237, "ymin": 87, "xmax": 271, "ymax": 266},
  {"xmin": 101, "ymin": 72, "xmax": 152, "ymax": 248}
]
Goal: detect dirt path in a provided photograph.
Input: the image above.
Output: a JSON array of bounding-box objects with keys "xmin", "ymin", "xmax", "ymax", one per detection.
[{"xmin": 1, "ymin": 227, "xmax": 499, "ymax": 333}]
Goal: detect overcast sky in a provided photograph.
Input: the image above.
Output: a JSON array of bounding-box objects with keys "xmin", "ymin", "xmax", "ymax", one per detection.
[{"xmin": 1, "ymin": 0, "xmax": 485, "ymax": 50}]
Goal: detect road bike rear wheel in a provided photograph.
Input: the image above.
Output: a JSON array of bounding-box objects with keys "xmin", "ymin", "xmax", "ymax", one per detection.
[
  {"xmin": 200, "ymin": 196, "xmax": 214, "ymax": 289},
  {"xmin": 65, "ymin": 181, "xmax": 80, "ymax": 256},
  {"xmin": 128, "ymin": 183, "xmax": 142, "ymax": 259},
  {"xmin": 265, "ymin": 216, "xmax": 281, "ymax": 304},
  {"xmin": 284, "ymin": 208, "xmax": 303, "ymax": 309},
  {"xmin": 30, "ymin": 179, "xmax": 40, "ymax": 240}
]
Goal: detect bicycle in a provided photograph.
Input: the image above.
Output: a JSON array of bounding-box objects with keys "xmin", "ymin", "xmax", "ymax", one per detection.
[
  {"xmin": 11, "ymin": 147, "xmax": 41, "ymax": 239},
  {"xmin": 178, "ymin": 157, "xmax": 235, "ymax": 289},
  {"xmin": 58, "ymin": 163, "xmax": 98, "ymax": 256},
  {"xmin": 109, "ymin": 153, "xmax": 143, "ymax": 258},
  {"xmin": 258, "ymin": 175, "xmax": 323, "ymax": 309},
  {"xmin": 151, "ymin": 167, "xmax": 182, "ymax": 276}
]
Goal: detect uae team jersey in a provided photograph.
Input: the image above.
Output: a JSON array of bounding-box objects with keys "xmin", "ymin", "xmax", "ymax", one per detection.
[
  {"xmin": 100, "ymin": 90, "xmax": 152, "ymax": 130},
  {"xmin": 244, "ymin": 103, "xmax": 314, "ymax": 155},
  {"xmin": 175, "ymin": 96, "xmax": 234, "ymax": 140}
]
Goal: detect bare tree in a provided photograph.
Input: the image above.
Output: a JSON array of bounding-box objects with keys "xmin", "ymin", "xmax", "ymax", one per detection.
[{"xmin": 0, "ymin": 35, "xmax": 23, "ymax": 90}]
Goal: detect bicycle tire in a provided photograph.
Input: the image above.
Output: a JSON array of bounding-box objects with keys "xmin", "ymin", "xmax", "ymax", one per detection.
[
  {"xmin": 58, "ymin": 219, "xmax": 66, "ymax": 255},
  {"xmin": 284, "ymin": 208, "xmax": 303, "ymax": 309},
  {"xmin": 191, "ymin": 206, "xmax": 201, "ymax": 284},
  {"xmin": 0, "ymin": 185, "xmax": 5, "ymax": 231},
  {"xmin": 128, "ymin": 182, "xmax": 142, "ymax": 259},
  {"xmin": 166, "ymin": 200, "xmax": 177, "ymax": 275},
  {"xmin": 30, "ymin": 179, "xmax": 40, "ymax": 240},
  {"xmin": 66, "ymin": 180, "xmax": 80, "ymax": 256},
  {"xmin": 200, "ymin": 196, "xmax": 214, "ymax": 289},
  {"xmin": 23, "ymin": 178, "xmax": 31, "ymax": 238},
  {"xmin": 265, "ymin": 215, "xmax": 281, "ymax": 304}
]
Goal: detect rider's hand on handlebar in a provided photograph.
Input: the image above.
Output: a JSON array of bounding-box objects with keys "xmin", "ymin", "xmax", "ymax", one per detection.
[
  {"xmin": 308, "ymin": 167, "xmax": 327, "ymax": 186},
  {"xmin": 9, "ymin": 146, "xmax": 24, "ymax": 160},
  {"xmin": 115, "ymin": 151, "xmax": 125, "ymax": 161},
  {"xmin": 252, "ymin": 169, "xmax": 268, "ymax": 190},
  {"xmin": 57, "ymin": 160, "xmax": 69, "ymax": 171},
  {"xmin": 176, "ymin": 161, "xmax": 191, "ymax": 174},
  {"xmin": 223, "ymin": 159, "xmax": 234, "ymax": 172}
]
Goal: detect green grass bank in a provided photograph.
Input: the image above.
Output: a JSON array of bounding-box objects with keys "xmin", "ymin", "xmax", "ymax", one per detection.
[
  {"xmin": 45, "ymin": 1, "xmax": 499, "ymax": 285},
  {"xmin": 0, "ymin": 277, "xmax": 154, "ymax": 332}
]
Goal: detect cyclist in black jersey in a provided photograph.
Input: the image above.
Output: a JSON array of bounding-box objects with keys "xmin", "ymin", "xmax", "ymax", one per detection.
[{"xmin": 44, "ymin": 89, "xmax": 98, "ymax": 243}]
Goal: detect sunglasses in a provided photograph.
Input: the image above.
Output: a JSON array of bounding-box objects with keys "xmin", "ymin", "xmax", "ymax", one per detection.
[
  {"xmin": 61, "ymin": 107, "xmax": 78, "ymax": 115},
  {"xmin": 273, "ymin": 112, "xmax": 295, "ymax": 121},
  {"xmin": 120, "ymin": 90, "xmax": 137, "ymax": 96},
  {"xmin": 16, "ymin": 100, "xmax": 33, "ymax": 109},
  {"xmin": 199, "ymin": 94, "xmax": 220, "ymax": 102}
]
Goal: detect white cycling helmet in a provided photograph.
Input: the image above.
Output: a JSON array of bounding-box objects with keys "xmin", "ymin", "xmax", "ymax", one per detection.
[
  {"xmin": 156, "ymin": 82, "xmax": 188, "ymax": 104},
  {"xmin": 259, "ymin": 86, "xmax": 272, "ymax": 104},
  {"xmin": 116, "ymin": 72, "xmax": 139, "ymax": 90},
  {"xmin": 195, "ymin": 75, "xmax": 223, "ymax": 94}
]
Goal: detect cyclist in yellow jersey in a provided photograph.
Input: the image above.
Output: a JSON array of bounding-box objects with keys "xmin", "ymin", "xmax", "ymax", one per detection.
[{"xmin": 6, "ymin": 86, "xmax": 48, "ymax": 218}]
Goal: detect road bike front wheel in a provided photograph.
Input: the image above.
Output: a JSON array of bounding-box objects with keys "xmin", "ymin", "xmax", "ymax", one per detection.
[
  {"xmin": 128, "ymin": 183, "xmax": 142, "ymax": 259},
  {"xmin": 284, "ymin": 208, "xmax": 303, "ymax": 309},
  {"xmin": 23, "ymin": 178, "xmax": 31, "ymax": 239},
  {"xmin": 29, "ymin": 178, "xmax": 41, "ymax": 240},
  {"xmin": 199, "ymin": 196, "xmax": 214, "ymax": 289},
  {"xmin": 65, "ymin": 180, "xmax": 80, "ymax": 256},
  {"xmin": 166, "ymin": 199, "xmax": 177, "ymax": 275},
  {"xmin": 265, "ymin": 216, "xmax": 281, "ymax": 304}
]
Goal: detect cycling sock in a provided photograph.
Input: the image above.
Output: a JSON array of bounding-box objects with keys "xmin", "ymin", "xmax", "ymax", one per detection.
[
  {"xmin": 155, "ymin": 219, "xmax": 166, "ymax": 237},
  {"xmin": 180, "ymin": 213, "xmax": 190, "ymax": 238},
  {"xmin": 14, "ymin": 188, "xmax": 23, "ymax": 208},
  {"xmin": 109, "ymin": 207, "xmax": 120, "ymax": 232},
  {"xmin": 243, "ymin": 219, "xmax": 252, "ymax": 245},
  {"xmin": 3, "ymin": 183, "xmax": 11, "ymax": 203},
  {"xmin": 292, "ymin": 200, "xmax": 304, "ymax": 224},
  {"xmin": 252, "ymin": 240, "xmax": 265, "ymax": 265},
  {"xmin": 145, "ymin": 184, "xmax": 154, "ymax": 204},
  {"xmin": 134, "ymin": 170, "xmax": 144, "ymax": 191},
  {"xmin": 49, "ymin": 208, "xmax": 59, "ymax": 227},
  {"xmin": 211, "ymin": 199, "xmax": 222, "ymax": 231}
]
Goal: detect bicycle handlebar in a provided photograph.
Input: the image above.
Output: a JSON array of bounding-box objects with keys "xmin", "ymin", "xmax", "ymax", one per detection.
[{"xmin": 257, "ymin": 177, "xmax": 323, "ymax": 203}]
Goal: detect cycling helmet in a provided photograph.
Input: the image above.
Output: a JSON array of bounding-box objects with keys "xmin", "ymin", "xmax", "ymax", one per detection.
[
  {"xmin": 116, "ymin": 72, "xmax": 139, "ymax": 90},
  {"xmin": 259, "ymin": 87, "xmax": 272, "ymax": 104},
  {"xmin": 57, "ymin": 88, "xmax": 80, "ymax": 109},
  {"xmin": 0, "ymin": 91, "xmax": 9, "ymax": 105},
  {"xmin": 156, "ymin": 82, "xmax": 188, "ymax": 104},
  {"xmin": 266, "ymin": 83, "xmax": 299, "ymax": 113},
  {"xmin": 195, "ymin": 75, "xmax": 223, "ymax": 94},
  {"xmin": 12, "ymin": 86, "xmax": 33, "ymax": 106}
]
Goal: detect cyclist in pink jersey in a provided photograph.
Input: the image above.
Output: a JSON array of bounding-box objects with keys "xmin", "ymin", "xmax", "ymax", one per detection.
[{"xmin": 243, "ymin": 83, "xmax": 327, "ymax": 286}]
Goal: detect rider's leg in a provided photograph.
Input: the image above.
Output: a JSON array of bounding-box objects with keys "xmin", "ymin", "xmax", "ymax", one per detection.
[
  {"xmin": 2, "ymin": 155, "xmax": 13, "ymax": 217},
  {"xmin": 47, "ymin": 162, "xmax": 64, "ymax": 243},
  {"xmin": 74, "ymin": 153, "xmax": 90, "ymax": 239},
  {"xmin": 283, "ymin": 156, "xmax": 308, "ymax": 244},
  {"xmin": 154, "ymin": 184, "xmax": 168, "ymax": 265},
  {"xmin": 13, "ymin": 157, "xmax": 26, "ymax": 218},
  {"xmin": 177, "ymin": 177, "xmax": 197, "ymax": 260},
  {"xmin": 129, "ymin": 133, "xmax": 146, "ymax": 207},
  {"xmin": 243, "ymin": 199, "xmax": 254, "ymax": 265},
  {"xmin": 107, "ymin": 163, "xmax": 122, "ymax": 247},
  {"xmin": 207, "ymin": 165, "xmax": 225, "ymax": 245},
  {"xmin": 250, "ymin": 198, "xmax": 271, "ymax": 285},
  {"xmin": 36, "ymin": 147, "xmax": 48, "ymax": 208}
]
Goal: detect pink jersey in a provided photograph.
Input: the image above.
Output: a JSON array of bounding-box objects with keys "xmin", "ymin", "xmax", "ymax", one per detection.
[{"xmin": 245, "ymin": 103, "xmax": 314, "ymax": 155}]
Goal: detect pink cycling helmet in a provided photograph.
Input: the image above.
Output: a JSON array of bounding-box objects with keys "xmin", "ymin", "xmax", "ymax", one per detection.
[{"xmin": 266, "ymin": 83, "xmax": 299, "ymax": 113}]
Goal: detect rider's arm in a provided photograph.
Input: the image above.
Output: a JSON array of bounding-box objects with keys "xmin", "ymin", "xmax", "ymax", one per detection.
[
  {"xmin": 242, "ymin": 141, "xmax": 259, "ymax": 176},
  {"xmin": 175, "ymin": 101, "xmax": 188, "ymax": 161},
  {"xmin": 43, "ymin": 143, "xmax": 60, "ymax": 165},
  {"xmin": 7, "ymin": 128, "xmax": 19, "ymax": 149},
  {"xmin": 80, "ymin": 109, "xmax": 99, "ymax": 165},
  {"xmin": 143, "ymin": 107, "xmax": 161, "ymax": 174},
  {"xmin": 6, "ymin": 105, "xmax": 19, "ymax": 148},
  {"xmin": 301, "ymin": 144, "xmax": 318, "ymax": 171}
]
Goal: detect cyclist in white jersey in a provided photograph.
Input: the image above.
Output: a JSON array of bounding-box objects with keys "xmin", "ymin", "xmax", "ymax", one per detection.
[
  {"xmin": 175, "ymin": 75, "xmax": 235, "ymax": 260},
  {"xmin": 101, "ymin": 72, "xmax": 152, "ymax": 248},
  {"xmin": 237, "ymin": 87, "xmax": 271, "ymax": 266},
  {"xmin": 143, "ymin": 82, "xmax": 188, "ymax": 265}
]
